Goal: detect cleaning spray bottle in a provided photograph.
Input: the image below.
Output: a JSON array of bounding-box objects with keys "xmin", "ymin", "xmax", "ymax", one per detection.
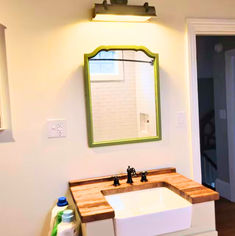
[
  {"xmin": 57, "ymin": 209, "xmax": 78, "ymax": 236},
  {"xmin": 48, "ymin": 197, "xmax": 69, "ymax": 236}
]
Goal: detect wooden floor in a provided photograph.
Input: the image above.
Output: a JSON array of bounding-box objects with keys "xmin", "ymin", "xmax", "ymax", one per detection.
[{"xmin": 215, "ymin": 198, "xmax": 235, "ymax": 235}]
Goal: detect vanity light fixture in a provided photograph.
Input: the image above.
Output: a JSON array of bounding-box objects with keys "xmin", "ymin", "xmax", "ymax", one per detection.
[{"xmin": 92, "ymin": 0, "xmax": 156, "ymax": 22}]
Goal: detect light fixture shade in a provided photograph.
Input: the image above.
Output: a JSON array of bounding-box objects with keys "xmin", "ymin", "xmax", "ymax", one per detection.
[{"xmin": 92, "ymin": 1, "xmax": 156, "ymax": 22}]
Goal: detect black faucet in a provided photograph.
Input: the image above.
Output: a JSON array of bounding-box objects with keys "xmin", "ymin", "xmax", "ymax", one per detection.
[{"xmin": 127, "ymin": 166, "xmax": 136, "ymax": 184}]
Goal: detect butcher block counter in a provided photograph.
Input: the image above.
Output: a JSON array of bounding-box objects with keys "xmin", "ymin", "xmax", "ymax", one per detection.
[{"xmin": 69, "ymin": 168, "xmax": 219, "ymax": 223}]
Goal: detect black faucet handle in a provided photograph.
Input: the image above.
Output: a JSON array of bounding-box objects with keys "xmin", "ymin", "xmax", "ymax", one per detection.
[
  {"xmin": 113, "ymin": 176, "xmax": 120, "ymax": 186},
  {"xmin": 141, "ymin": 171, "xmax": 148, "ymax": 182}
]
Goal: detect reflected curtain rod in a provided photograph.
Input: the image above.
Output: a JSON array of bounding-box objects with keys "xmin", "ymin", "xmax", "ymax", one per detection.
[{"xmin": 89, "ymin": 58, "xmax": 154, "ymax": 65}]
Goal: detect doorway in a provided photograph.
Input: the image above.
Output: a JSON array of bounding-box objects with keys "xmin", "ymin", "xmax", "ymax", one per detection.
[
  {"xmin": 187, "ymin": 19, "xmax": 235, "ymax": 236},
  {"xmin": 196, "ymin": 36, "xmax": 233, "ymax": 198},
  {"xmin": 187, "ymin": 19, "xmax": 235, "ymax": 201},
  {"xmin": 196, "ymin": 36, "xmax": 235, "ymax": 201}
]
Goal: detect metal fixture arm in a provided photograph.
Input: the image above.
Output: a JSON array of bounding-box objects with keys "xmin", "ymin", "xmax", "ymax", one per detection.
[{"xmin": 89, "ymin": 58, "xmax": 154, "ymax": 65}]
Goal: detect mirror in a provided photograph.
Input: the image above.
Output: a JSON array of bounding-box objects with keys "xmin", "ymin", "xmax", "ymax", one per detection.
[{"xmin": 84, "ymin": 46, "xmax": 161, "ymax": 147}]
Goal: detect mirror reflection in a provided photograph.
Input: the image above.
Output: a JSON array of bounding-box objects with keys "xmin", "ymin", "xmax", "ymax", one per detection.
[{"xmin": 85, "ymin": 47, "xmax": 161, "ymax": 146}]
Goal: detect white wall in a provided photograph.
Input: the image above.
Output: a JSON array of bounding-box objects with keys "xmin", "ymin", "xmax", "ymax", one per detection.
[{"xmin": 1, "ymin": 0, "xmax": 235, "ymax": 235}]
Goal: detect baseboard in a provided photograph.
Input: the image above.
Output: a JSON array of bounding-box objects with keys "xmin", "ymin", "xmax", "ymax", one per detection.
[{"xmin": 215, "ymin": 178, "xmax": 230, "ymax": 200}]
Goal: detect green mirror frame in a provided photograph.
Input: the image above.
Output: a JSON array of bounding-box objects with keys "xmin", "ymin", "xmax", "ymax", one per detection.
[{"xmin": 84, "ymin": 46, "xmax": 161, "ymax": 147}]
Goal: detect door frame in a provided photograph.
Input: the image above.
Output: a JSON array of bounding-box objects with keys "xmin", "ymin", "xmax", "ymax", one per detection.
[{"xmin": 187, "ymin": 18, "xmax": 235, "ymax": 185}]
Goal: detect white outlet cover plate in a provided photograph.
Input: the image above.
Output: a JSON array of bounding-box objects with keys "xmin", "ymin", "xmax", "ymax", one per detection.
[{"xmin": 47, "ymin": 119, "xmax": 66, "ymax": 138}]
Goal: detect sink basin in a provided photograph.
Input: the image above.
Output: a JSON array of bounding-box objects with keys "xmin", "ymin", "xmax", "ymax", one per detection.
[{"xmin": 105, "ymin": 187, "xmax": 192, "ymax": 236}]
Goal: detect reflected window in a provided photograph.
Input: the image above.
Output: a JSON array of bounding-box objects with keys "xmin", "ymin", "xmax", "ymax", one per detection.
[{"xmin": 90, "ymin": 51, "xmax": 118, "ymax": 75}]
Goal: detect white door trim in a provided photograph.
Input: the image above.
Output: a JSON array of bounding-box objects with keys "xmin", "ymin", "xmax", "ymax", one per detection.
[{"xmin": 187, "ymin": 18, "xmax": 235, "ymax": 183}]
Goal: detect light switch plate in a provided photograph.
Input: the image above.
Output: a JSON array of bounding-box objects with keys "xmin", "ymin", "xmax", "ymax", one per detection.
[{"xmin": 47, "ymin": 119, "xmax": 66, "ymax": 138}]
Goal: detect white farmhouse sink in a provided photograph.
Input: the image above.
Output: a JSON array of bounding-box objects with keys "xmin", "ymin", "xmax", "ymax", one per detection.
[{"xmin": 105, "ymin": 187, "xmax": 192, "ymax": 236}]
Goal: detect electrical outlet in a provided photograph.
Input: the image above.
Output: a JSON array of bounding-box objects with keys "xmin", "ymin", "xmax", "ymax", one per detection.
[{"xmin": 47, "ymin": 119, "xmax": 66, "ymax": 138}]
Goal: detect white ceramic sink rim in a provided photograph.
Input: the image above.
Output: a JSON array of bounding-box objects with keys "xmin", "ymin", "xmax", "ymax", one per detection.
[
  {"xmin": 105, "ymin": 187, "xmax": 192, "ymax": 219},
  {"xmin": 104, "ymin": 187, "xmax": 192, "ymax": 236}
]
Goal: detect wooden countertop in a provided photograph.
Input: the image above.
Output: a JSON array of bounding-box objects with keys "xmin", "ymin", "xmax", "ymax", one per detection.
[{"xmin": 69, "ymin": 168, "xmax": 219, "ymax": 223}]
